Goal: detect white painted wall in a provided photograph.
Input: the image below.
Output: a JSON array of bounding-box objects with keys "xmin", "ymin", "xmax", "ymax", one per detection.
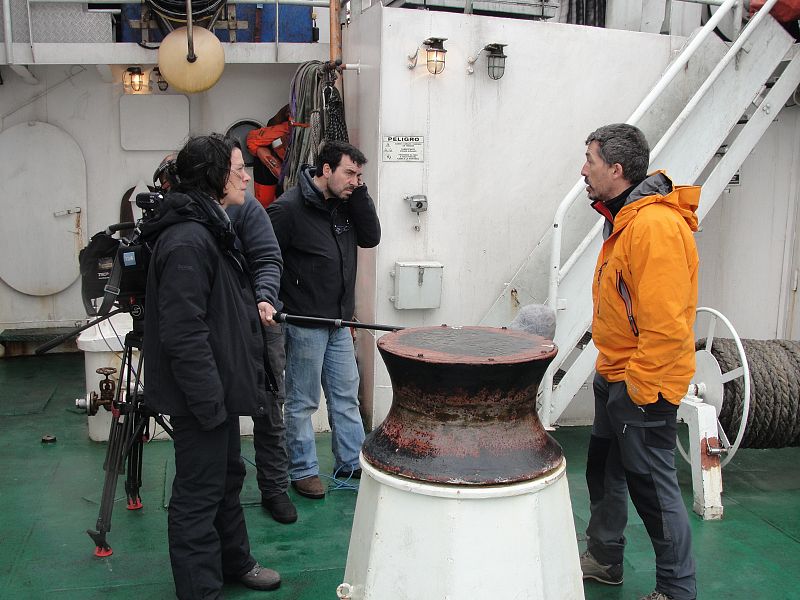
[
  {"xmin": 696, "ymin": 105, "xmax": 800, "ymax": 339},
  {"xmin": 343, "ymin": 6, "xmax": 800, "ymax": 428},
  {"xmin": 0, "ymin": 62, "xmax": 305, "ymax": 329},
  {"xmin": 344, "ymin": 5, "xmax": 686, "ymax": 426}
]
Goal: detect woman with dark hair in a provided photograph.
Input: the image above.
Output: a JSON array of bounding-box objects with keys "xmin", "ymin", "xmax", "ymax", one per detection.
[{"xmin": 141, "ymin": 134, "xmax": 281, "ymax": 598}]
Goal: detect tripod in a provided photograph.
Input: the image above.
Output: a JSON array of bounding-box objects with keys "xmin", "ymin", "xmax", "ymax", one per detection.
[{"xmin": 85, "ymin": 315, "xmax": 172, "ymax": 557}]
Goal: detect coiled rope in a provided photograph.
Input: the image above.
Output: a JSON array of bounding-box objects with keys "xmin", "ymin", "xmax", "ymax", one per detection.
[
  {"xmin": 698, "ymin": 338, "xmax": 800, "ymax": 448},
  {"xmin": 283, "ymin": 61, "xmax": 350, "ymax": 190}
]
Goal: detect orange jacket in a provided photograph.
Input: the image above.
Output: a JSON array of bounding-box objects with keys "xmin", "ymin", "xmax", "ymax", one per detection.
[
  {"xmin": 591, "ymin": 172, "xmax": 700, "ymax": 406},
  {"xmin": 246, "ymin": 121, "xmax": 290, "ymax": 159}
]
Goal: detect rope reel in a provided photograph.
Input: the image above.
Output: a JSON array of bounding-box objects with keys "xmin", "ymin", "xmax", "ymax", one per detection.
[
  {"xmin": 679, "ymin": 307, "xmax": 800, "ymax": 468},
  {"xmin": 707, "ymin": 338, "xmax": 800, "ymax": 449}
]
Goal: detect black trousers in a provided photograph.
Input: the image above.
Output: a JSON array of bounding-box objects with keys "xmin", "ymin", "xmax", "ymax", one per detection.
[
  {"xmin": 253, "ymin": 324, "xmax": 290, "ymax": 499},
  {"xmin": 586, "ymin": 373, "xmax": 696, "ymax": 600},
  {"xmin": 168, "ymin": 414, "xmax": 256, "ymax": 600}
]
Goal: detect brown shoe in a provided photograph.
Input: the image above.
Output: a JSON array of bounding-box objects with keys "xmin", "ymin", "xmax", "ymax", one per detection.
[
  {"xmin": 291, "ymin": 475, "xmax": 326, "ymax": 499},
  {"xmin": 262, "ymin": 492, "xmax": 298, "ymax": 524}
]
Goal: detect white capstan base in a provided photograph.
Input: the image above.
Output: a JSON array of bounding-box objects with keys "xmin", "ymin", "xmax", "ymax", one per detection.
[{"xmin": 338, "ymin": 455, "xmax": 584, "ymax": 600}]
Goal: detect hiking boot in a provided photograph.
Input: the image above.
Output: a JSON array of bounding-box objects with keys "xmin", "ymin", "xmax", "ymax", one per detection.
[
  {"xmin": 580, "ymin": 550, "xmax": 623, "ymax": 585},
  {"xmin": 640, "ymin": 592, "xmax": 675, "ymax": 600},
  {"xmin": 239, "ymin": 563, "xmax": 281, "ymax": 591},
  {"xmin": 334, "ymin": 467, "xmax": 362, "ymax": 480},
  {"xmin": 291, "ymin": 475, "xmax": 326, "ymax": 499},
  {"xmin": 262, "ymin": 492, "xmax": 297, "ymax": 524}
]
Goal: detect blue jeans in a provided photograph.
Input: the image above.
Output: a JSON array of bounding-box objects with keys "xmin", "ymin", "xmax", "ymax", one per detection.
[{"xmin": 283, "ymin": 324, "xmax": 364, "ymax": 479}]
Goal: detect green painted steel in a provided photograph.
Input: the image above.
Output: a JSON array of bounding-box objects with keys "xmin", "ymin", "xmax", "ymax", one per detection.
[{"xmin": 0, "ymin": 353, "xmax": 798, "ymax": 599}]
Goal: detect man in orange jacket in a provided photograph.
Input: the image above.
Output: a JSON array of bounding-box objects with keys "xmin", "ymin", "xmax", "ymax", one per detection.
[{"xmin": 578, "ymin": 123, "xmax": 698, "ymax": 600}]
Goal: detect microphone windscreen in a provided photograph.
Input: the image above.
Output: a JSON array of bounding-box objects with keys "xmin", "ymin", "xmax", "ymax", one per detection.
[{"xmin": 508, "ymin": 304, "xmax": 556, "ymax": 340}]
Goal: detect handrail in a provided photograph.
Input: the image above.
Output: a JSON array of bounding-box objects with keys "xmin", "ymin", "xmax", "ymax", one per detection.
[
  {"xmin": 546, "ymin": 0, "xmax": 743, "ymax": 320},
  {"xmin": 540, "ymin": 0, "xmax": 758, "ymax": 424},
  {"xmin": 650, "ymin": 0, "xmax": 781, "ymax": 159}
]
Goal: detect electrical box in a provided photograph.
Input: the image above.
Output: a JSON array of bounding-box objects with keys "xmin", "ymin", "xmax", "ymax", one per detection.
[{"xmin": 391, "ymin": 261, "xmax": 443, "ymax": 309}]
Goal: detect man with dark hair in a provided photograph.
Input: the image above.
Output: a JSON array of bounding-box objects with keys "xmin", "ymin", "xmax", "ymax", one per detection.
[
  {"xmin": 267, "ymin": 140, "xmax": 380, "ymax": 499},
  {"xmin": 579, "ymin": 123, "xmax": 699, "ymax": 600}
]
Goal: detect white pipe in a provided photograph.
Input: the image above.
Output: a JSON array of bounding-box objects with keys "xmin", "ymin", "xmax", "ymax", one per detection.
[
  {"xmin": 650, "ymin": 0, "xmax": 782, "ymax": 160},
  {"xmin": 2, "ymin": 0, "xmax": 39, "ymax": 83},
  {"xmin": 3, "ymin": 0, "xmax": 13, "ymax": 64}
]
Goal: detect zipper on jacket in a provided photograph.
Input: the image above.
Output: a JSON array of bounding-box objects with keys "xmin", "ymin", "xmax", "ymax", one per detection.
[
  {"xmin": 330, "ymin": 205, "xmax": 347, "ymax": 315},
  {"xmin": 596, "ymin": 260, "xmax": 608, "ymax": 316},
  {"xmin": 615, "ymin": 270, "xmax": 639, "ymax": 337}
]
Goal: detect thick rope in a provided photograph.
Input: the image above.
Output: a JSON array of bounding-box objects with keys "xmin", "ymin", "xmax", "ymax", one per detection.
[
  {"xmin": 283, "ymin": 62, "xmax": 350, "ymax": 191},
  {"xmin": 697, "ymin": 338, "xmax": 800, "ymax": 448}
]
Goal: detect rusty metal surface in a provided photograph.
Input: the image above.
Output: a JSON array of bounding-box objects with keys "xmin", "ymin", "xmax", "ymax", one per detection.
[{"xmin": 364, "ymin": 326, "xmax": 563, "ymax": 485}]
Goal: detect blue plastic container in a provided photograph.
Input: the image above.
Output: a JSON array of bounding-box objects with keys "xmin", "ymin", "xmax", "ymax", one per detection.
[{"xmin": 120, "ymin": 4, "xmax": 313, "ymax": 43}]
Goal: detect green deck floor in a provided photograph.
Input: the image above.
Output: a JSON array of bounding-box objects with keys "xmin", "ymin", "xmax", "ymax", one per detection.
[{"xmin": 1, "ymin": 353, "xmax": 799, "ymax": 599}]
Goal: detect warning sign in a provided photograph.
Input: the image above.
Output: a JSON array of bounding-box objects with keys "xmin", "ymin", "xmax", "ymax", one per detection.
[{"xmin": 382, "ymin": 135, "xmax": 424, "ymax": 162}]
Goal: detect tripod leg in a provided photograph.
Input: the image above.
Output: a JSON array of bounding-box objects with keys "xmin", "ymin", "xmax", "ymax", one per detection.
[
  {"xmin": 87, "ymin": 404, "xmax": 131, "ymax": 556},
  {"xmin": 87, "ymin": 337, "xmax": 139, "ymax": 556},
  {"xmin": 124, "ymin": 410, "xmax": 147, "ymax": 510}
]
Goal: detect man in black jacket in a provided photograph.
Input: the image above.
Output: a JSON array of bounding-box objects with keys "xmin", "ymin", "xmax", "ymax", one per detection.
[
  {"xmin": 142, "ymin": 135, "xmax": 281, "ymax": 598},
  {"xmin": 267, "ymin": 140, "xmax": 381, "ymax": 499}
]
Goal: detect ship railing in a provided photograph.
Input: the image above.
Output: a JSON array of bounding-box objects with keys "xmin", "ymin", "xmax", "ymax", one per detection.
[{"xmin": 3, "ymin": 0, "xmax": 333, "ymax": 72}]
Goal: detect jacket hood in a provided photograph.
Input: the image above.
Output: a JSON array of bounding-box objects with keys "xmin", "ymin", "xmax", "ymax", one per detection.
[
  {"xmin": 615, "ymin": 171, "xmax": 699, "ymax": 233},
  {"xmin": 139, "ymin": 190, "xmax": 236, "ymax": 248},
  {"xmin": 297, "ymin": 166, "xmax": 330, "ymax": 210}
]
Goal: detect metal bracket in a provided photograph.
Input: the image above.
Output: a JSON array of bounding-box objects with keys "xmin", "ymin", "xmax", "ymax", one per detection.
[
  {"xmin": 405, "ymin": 195, "xmax": 428, "ymax": 232},
  {"xmin": 405, "ymin": 194, "xmax": 427, "ymax": 213},
  {"xmin": 53, "ymin": 207, "xmax": 81, "ymax": 217}
]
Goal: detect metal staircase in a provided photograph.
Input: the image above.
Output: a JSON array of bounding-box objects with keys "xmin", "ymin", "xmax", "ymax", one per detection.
[{"xmin": 481, "ymin": 0, "xmax": 800, "ymax": 427}]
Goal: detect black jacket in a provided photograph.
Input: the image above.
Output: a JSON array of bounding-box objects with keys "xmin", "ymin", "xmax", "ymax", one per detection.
[
  {"xmin": 141, "ymin": 191, "xmax": 270, "ymax": 429},
  {"xmin": 267, "ymin": 166, "xmax": 381, "ymax": 320},
  {"xmin": 225, "ymin": 192, "xmax": 283, "ymax": 309}
]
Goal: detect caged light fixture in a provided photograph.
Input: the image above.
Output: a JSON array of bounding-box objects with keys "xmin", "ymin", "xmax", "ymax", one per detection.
[
  {"xmin": 123, "ymin": 66, "xmax": 149, "ymax": 94},
  {"xmin": 467, "ymin": 43, "xmax": 508, "ymax": 80},
  {"xmin": 408, "ymin": 37, "xmax": 448, "ymax": 75},
  {"xmin": 151, "ymin": 66, "xmax": 169, "ymax": 91}
]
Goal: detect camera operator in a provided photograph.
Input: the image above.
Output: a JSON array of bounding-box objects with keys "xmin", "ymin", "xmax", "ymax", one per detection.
[
  {"xmin": 155, "ymin": 153, "xmax": 297, "ymax": 525},
  {"xmin": 141, "ymin": 134, "xmax": 281, "ymax": 597}
]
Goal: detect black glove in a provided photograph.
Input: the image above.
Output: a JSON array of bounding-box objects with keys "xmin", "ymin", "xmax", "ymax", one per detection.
[{"xmin": 348, "ymin": 184, "xmax": 369, "ymax": 204}]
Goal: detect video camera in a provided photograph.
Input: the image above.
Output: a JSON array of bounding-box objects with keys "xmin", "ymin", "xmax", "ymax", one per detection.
[{"xmin": 79, "ymin": 191, "xmax": 163, "ymax": 319}]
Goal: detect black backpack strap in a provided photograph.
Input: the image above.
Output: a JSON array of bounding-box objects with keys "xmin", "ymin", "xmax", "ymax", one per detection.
[{"xmin": 98, "ymin": 250, "xmax": 124, "ymax": 316}]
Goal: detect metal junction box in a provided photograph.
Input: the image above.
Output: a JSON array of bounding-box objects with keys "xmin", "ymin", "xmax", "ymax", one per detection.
[{"xmin": 391, "ymin": 261, "xmax": 443, "ymax": 310}]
